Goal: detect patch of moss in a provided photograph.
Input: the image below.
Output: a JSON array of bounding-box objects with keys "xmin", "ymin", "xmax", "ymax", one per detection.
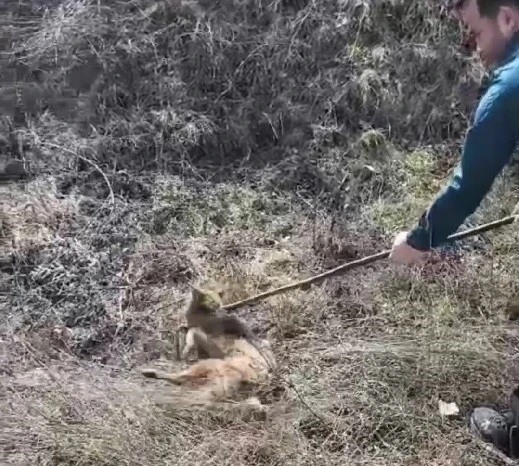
[
  {"xmin": 149, "ymin": 182, "xmax": 295, "ymax": 237},
  {"xmin": 368, "ymin": 150, "xmax": 444, "ymax": 233}
]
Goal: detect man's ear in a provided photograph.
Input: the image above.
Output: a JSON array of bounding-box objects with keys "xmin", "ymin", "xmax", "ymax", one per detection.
[{"xmin": 497, "ymin": 6, "xmax": 519, "ymax": 39}]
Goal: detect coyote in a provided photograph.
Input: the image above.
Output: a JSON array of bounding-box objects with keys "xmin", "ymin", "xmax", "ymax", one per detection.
[{"xmin": 141, "ymin": 325, "xmax": 276, "ymax": 403}]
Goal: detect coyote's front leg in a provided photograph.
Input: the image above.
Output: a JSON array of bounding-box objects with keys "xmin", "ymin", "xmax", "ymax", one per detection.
[{"xmin": 180, "ymin": 327, "xmax": 226, "ymax": 360}]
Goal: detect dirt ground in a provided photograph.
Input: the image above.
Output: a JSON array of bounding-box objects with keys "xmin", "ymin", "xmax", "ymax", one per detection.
[{"xmin": 3, "ymin": 1, "xmax": 519, "ymax": 464}]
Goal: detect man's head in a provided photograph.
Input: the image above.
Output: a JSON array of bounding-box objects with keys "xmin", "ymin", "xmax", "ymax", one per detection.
[{"xmin": 449, "ymin": 0, "xmax": 519, "ymax": 67}]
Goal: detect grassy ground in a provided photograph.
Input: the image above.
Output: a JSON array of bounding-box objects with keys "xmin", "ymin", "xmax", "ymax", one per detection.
[{"xmin": 3, "ymin": 0, "xmax": 519, "ymax": 464}]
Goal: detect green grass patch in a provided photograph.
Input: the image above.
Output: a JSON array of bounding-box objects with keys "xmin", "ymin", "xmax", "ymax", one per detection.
[{"xmin": 149, "ymin": 181, "xmax": 296, "ymax": 237}]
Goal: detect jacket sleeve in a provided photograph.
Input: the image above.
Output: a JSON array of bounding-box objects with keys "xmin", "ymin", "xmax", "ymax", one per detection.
[{"xmin": 406, "ymin": 82, "xmax": 519, "ymax": 251}]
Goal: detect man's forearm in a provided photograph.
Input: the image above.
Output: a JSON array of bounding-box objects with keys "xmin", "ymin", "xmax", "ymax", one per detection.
[
  {"xmin": 404, "ymin": 83, "xmax": 518, "ymax": 252},
  {"xmin": 406, "ymin": 168, "xmax": 492, "ymax": 251}
]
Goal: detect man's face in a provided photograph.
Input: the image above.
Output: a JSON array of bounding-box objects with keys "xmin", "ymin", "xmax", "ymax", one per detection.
[{"xmin": 457, "ymin": 0, "xmax": 519, "ymax": 68}]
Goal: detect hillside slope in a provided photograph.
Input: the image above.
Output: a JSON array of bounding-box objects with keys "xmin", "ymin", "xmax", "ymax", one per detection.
[{"xmin": 3, "ymin": 0, "xmax": 519, "ymax": 464}]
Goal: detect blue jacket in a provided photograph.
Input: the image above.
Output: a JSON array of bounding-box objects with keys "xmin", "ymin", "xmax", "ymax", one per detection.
[{"xmin": 406, "ymin": 35, "xmax": 519, "ymax": 251}]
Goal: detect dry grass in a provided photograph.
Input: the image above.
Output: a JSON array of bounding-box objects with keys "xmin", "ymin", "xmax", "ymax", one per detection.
[{"xmin": 3, "ymin": 0, "xmax": 519, "ymax": 465}]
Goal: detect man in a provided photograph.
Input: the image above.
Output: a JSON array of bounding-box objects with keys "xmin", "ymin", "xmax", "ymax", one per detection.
[{"xmin": 389, "ymin": 0, "xmax": 519, "ymax": 458}]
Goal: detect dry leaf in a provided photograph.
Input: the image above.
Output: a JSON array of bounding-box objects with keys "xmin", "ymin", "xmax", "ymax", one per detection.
[{"xmin": 438, "ymin": 399, "xmax": 459, "ymax": 417}]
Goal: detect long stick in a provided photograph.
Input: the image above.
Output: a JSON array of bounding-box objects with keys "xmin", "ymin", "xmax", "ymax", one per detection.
[{"xmin": 222, "ymin": 215, "xmax": 516, "ymax": 311}]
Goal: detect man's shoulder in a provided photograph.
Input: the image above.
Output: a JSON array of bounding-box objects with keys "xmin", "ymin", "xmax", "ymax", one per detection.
[
  {"xmin": 491, "ymin": 52, "xmax": 519, "ymax": 96},
  {"xmin": 476, "ymin": 58, "xmax": 519, "ymax": 120}
]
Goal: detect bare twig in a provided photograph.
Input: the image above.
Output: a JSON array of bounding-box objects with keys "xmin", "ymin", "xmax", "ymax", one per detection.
[{"xmin": 41, "ymin": 141, "xmax": 115, "ymax": 206}]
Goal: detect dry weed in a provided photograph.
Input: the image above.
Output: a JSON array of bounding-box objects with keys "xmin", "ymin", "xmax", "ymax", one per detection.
[{"xmin": 2, "ymin": 0, "xmax": 519, "ymax": 465}]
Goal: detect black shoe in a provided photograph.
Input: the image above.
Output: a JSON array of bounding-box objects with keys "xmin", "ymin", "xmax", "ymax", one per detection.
[
  {"xmin": 469, "ymin": 405, "xmax": 519, "ymax": 460},
  {"xmin": 469, "ymin": 406, "xmax": 515, "ymax": 456},
  {"xmin": 510, "ymin": 386, "xmax": 519, "ymax": 458}
]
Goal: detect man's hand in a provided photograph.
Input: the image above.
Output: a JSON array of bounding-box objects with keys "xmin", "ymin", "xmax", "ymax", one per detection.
[{"xmin": 389, "ymin": 231, "xmax": 427, "ymax": 265}]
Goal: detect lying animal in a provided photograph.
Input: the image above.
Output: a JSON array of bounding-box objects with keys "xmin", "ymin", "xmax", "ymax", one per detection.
[{"xmin": 141, "ymin": 325, "xmax": 276, "ymax": 403}]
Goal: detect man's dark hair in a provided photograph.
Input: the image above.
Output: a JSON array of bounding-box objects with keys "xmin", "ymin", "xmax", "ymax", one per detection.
[{"xmin": 446, "ymin": 0, "xmax": 519, "ymax": 17}]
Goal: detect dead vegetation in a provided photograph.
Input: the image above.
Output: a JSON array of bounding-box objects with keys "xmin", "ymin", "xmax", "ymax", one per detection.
[{"xmin": 2, "ymin": 0, "xmax": 519, "ymax": 464}]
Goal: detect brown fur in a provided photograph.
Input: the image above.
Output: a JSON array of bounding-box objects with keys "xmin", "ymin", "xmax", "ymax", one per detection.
[{"xmin": 142, "ymin": 326, "xmax": 276, "ymax": 402}]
